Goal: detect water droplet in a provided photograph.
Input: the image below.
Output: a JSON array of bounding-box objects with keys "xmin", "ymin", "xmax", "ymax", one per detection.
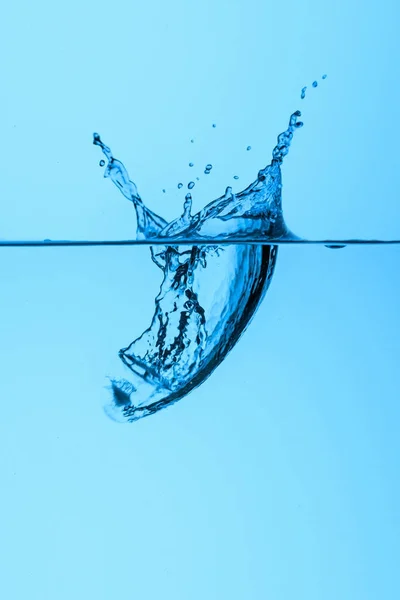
[
  {"xmin": 246, "ymin": 146, "xmax": 252, "ymax": 151},
  {"xmin": 312, "ymin": 81, "xmax": 318, "ymax": 88},
  {"xmin": 233, "ymin": 175, "xmax": 239, "ymax": 180},
  {"xmin": 162, "ymin": 189, "xmax": 166, "ymax": 193},
  {"xmin": 295, "ymin": 121, "xmax": 304, "ymax": 128},
  {"xmin": 322, "ymin": 74, "xmax": 327, "ymax": 79},
  {"xmin": 189, "ymin": 162, "xmax": 194, "ymax": 167},
  {"xmin": 301, "ymin": 86, "xmax": 307, "ymax": 100},
  {"xmin": 177, "ymin": 183, "xmax": 183, "ymax": 189},
  {"xmin": 99, "ymin": 159, "xmax": 105, "ymax": 167},
  {"xmin": 180, "ymin": 193, "xmax": 193, "ymax": 220},
  {"xmin": 206, "ymin": 164, "xmax": 212, "ymax": 170},
  {"xmin": 190, "ymin": 139, "xmax": 194, "ymax": 143},
  {"xmin": 212, "ymin": 123, "xmax": 216, "ymax": 128},
  {"xmin": 325, "ymin": 244, "xmax": 346, "ymax": 249},
  {"xmin": 188, "ymin": 181, "xmax": 195, "ymax": 189},
  {"xmin": 196, "ymin": 177, "xmax": 200, "ymax": 181}
]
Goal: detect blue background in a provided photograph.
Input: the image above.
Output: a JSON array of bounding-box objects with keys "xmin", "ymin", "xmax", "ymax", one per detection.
[{"xmin": 0, "ymin": 1, "xmax": 399, "ymax": 598}]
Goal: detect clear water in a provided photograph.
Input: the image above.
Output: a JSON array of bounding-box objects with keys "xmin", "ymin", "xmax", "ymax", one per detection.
[
  {"xmin": 2, "ymin": 4, "xmax": 399, "ymax": 599},
  {"xmin": 1, "ymin": 102, "xmax": 399, "ymax": 425},
  {"xmin": 90, "ymin": 110, "xmax": 302, "ymax": 421}
]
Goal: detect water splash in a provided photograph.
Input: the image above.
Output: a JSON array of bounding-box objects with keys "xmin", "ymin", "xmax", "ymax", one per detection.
[
  {"xmin": 301, "ymin": 75, "xmax": 326, "ymax": 99},
  {"xmin": 93, "ymin": 111, "xmax": 302, "ymax": 422}
]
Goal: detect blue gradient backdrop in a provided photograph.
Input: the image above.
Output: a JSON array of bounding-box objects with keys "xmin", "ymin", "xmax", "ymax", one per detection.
[{"xmin": 0, "ymin": 1, "xmax": 399, "ymax": 599}]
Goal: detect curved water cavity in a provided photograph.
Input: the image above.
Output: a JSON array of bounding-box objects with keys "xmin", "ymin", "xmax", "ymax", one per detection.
[{"xmin": 93, "ymin": 110, "xmax": 302, "ymax": 422}]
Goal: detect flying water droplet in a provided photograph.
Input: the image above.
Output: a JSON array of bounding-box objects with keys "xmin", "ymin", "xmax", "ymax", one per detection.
[
  {"xmin": 322, "ymin": 74, "xmax": 327, "ymax": 79},
  {"xmin": 312, "ymin": 81, "xmax": 318, "ymax": 88},
  {"xmin": 162, "ymin": 189, "xmax": 166, "ymax": 193},
  {"xmin": 189, "ymin": 162, "xmax": 194, "ymax": 167},
  {"xmin": 182, "ymin": 193, "xmax": 192, "ymax": 218},
  {"xmin": 188, "ymin": 181, "xmax": 195, "ymax": 189},
  {"xmin": 233, "ymin": 175, "xmax": 239, "ymax": 180},
  {"xmin": 177, "ymin": 183, "xmax": 183, "ymax": 189},
  {"xmin": 301, "ymin": 86, "xmax": 307, "ymax": 99},
  {"xmin": 246, "ymin": 146, "xmax": 252, "ymax": 151},
  {"xmin": 212, "ymin": 123, "xmax": 216, "ymax": 128},
  {"xmin": 99, "ymin": 159, "xmax": 105, "ymax": 167}
]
